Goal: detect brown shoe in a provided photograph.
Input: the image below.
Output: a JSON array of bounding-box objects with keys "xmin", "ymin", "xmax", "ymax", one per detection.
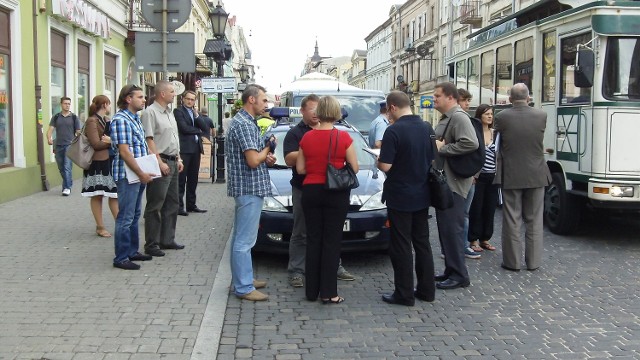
[
  {"xmin": 237, "ymin": 290, "xmax": 269, "ymax": 301},
  {"xmin": 253, "ymin": 279, "xmax": 267, "ymax": 289}
]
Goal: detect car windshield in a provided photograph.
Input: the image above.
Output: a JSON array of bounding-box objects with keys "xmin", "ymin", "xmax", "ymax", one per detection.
[
  {"xmin": 293, "ymin": 95, "xmax": 384, "ymax": 134},
  {"xmin": 268, "ymin": 127, "xmax": 377, "ymax": 169},
  {"xmin": 603, "ymin": 37, "xmax": 640, "ymax": 101}
]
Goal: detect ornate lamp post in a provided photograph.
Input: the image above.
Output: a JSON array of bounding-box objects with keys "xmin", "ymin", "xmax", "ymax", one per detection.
[{"xmin": 203, "ymin": 3, "xmax": 231, "ymax": 183}]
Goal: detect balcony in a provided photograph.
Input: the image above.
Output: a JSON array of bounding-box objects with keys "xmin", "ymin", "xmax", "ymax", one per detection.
[{"xmin": 459, "ymin": 1, "xmax": 482, "ymax": 28}]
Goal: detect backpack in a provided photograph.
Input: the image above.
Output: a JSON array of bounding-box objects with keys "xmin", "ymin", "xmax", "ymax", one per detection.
[
  {"xmin": 442, "ymin": 111, "xmax": 485, "ymax": 178},
  {"xmin": 52, "ymin": 112, "xmax": 79, "ymax": 126}
]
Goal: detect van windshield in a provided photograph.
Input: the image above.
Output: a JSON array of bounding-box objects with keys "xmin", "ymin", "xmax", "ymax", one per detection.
[
  {"xmin": 603, "ymin": 37, "xmax": 640, "ymax": 100},
  {"xmin": 293, "ymin": 95, "xmax": 384, "ymax": 134}
]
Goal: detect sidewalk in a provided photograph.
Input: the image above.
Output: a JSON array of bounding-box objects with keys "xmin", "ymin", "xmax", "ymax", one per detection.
[{"xmin": 0, "ymin": 180, "xmax": 234, "ymax": 360}]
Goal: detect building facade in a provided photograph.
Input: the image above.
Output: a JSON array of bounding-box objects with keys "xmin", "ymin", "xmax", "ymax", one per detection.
[
  {"xmin": 364, "ymin": 17, "xmax": 392, "ymax": 94},
  {"xmin": 347, "ymin": 50, "xmax": 367, "ymax": 89}
]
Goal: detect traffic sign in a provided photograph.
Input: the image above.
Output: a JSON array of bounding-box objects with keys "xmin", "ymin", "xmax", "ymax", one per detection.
[
  {"xmin": 135, "ymin": 32, "xmax": 195, "ymax": 73},
  {"xmin": 201, "ymin": 77, "xmax": 237, "ymax": 94},
  {"xmin": 141, "ymin": 0, "xmax": 191, "ymax": 31}
]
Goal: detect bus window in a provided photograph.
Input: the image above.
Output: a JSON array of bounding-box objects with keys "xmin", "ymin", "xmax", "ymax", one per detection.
[
  {"xmin": 468, "ymin": 56, "xmax": 480, "ymax": 107},
  {"xmin": 604, "ymin": 37, "xmax": 640, "ymax": 101},
  {"xmin": 542, "ymin": 31, "xmax": 556, "ymax": 102},
  {"xmin": 496, "ymin": 44, "xmax": 513, "ymax": 105},
  {"xmin": 481, "ymin": 51, "xmax": 494, "ymax": 105},
  {"xmin": 456, "ymin": 60, "xmax": 466, "ymax": 88},
  {"xmin": 515, "ymin": 37, "xmax": 534, "ymax": 98},
  {"xmin": 560, "ymin": 33, "xmax": 592, "ymax": 104}
]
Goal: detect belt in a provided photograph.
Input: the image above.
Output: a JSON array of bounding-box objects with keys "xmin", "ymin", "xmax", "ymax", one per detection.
[{"xmin": 159, "ymin": 153, "xmax": 178, "ymax": 161}]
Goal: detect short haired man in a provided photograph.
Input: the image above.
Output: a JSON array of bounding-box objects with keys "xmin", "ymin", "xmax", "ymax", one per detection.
[
  {"xmin": 222, "ymin": 111, "xmax": 232, "ymax": 135},
  {"xmin": 283, "ymin": 94, "xmax": 355, "ymax": 288},
  {"xmin": 226, "ymin": 84, "xmax": 276, "ymax": 301},
  {"xmin": 199, "ymin": 108, "xmax": 216, "ymax": 141},
  {"xmin": 457, "ymin": 88, "xmax": 472, "ymax": 111},
  {"xmin": 142, "ymin": 80, "xmax": 185, "ymax": 258},
  {"xmin": 368, "ymin": 101, "xmax": 389, "ymax": 149},
  {"xmin": 494, "ymin": 83, "xmax": 551, "ymax": 271},
  {"xmin": 111, "ymin": 85, "xmax": 156, "ymax": 270},
  {"xmin": 378, "ymin": 91, "xmax": 436, "ymax": 306},
  {"xmin": 175, "ymin": 90, "xmax": 207, "ymax": 215},
  {"xmin": 433, "ymin": 82, "xmax": 479, "ymax": 289},
  {"xmin": 47, "ymin": 97, "xmax": 81, "ymax": 196}
]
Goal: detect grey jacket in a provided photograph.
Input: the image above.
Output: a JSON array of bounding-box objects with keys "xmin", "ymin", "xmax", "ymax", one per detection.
[
  {"xmin": 494, "ymin": 103, "xmax": 551, "ymax": 189},
  {"xmin": 434, "ymin": 105, "xmax": 479, "ymax": 198}
]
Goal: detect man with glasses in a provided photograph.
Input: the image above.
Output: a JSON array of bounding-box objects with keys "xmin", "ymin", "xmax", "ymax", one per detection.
[
  {"xmin": 47, "ymin": 96, "xmax": 81, "ymax": 196},
  {"xmin": 175, "ymin": 91, "xmax": 207, "ymax": 216}
]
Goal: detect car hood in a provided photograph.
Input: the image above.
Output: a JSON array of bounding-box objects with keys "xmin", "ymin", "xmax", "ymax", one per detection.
[{"xmin": 268, "ymin": 166, "xmax": 384, "ymax": 198}]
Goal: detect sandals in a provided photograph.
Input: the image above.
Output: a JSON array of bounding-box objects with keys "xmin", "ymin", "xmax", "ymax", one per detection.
[
  {"xmin": 470, "ymin": 241, "xmax": 483, "ymax": 252},
  {"xmin": 480, "ymin": 241, "xmax": 496, "ymax": 251},
  {"xmin": 321, "ymin": 296, "xmax": 345, "ymax": 304},
  {"xmin": 96, "ymin": 226, "xmax": 112, "ymax": 238}
]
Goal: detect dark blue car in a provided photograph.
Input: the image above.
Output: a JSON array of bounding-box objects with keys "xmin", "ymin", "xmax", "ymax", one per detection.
[{"xmin": 254, "ymin": 121, "xmax": 390, "ymax": 254}]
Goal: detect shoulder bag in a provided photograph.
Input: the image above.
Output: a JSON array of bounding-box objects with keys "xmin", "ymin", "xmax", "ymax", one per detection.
[
  {"xmin": 66, "ymin": 124, "xmax": 94, "ymax": 170},
  {"xmin": 442, "ymin": 111, "xmax": 485, "ymax": 178},
  {"xmin": 325, "ymin": 129, "xmax": 359, "ymax": 191},
  {"xmin": 428, "ymin": 135, "xmax": 454, "ymax": 210}
]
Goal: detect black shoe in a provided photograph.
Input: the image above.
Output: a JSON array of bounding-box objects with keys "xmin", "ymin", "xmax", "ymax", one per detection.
[
  {"xmin": 187, "ymin": 207, "xmax": 207, "ymax": 213},
  {"xmin": 159, "ymin": 243, "xmax": 185, "ymax": 250},
  {"xmin": 129, "ymin": 252, "xmax": 152, "ymax": 261},
  {"xmin": 113, "ymin": 260, "xmax": 140, "ymax": 270},
  {"xmin": 436, "ymin": 278, "xmax": 470, "ymax": 290},
  {"xmin": 527, "ymin": 267, "xmax": 539, "ymax": 271},
  {"xmin": 178, "ymin": 209, "xmax": 189, "ymax": 216},
  {"xmin": 145, "ymin": 248, "xmax": 166, "ymax": 257},
  {"xmin": 434, "ymin": 273, "xmax": 448, "ymax": 282},
  {"xmin": 381, "ymin": 293, "xmax": 414, "ymax": 306},
  {"xmin": 414, "ymin": 291, "xmax": 435, "ymax": 302},
  {"xmin": 501, "ymin": 264, "xmax": 521, "ymax": 272}
]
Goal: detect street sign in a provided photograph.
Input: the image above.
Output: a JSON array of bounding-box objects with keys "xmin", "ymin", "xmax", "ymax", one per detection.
[
  {"xmin": 141, "ymin": 0, "xmax": 191, "ymax": 31},
  {"xmin": 201, "ymin": 77, "xmax": 237, "ymax": 94},
  {"xmin": 135, "ymin": 32, "xmax": 195, "ymax": 73},
  {"xmin": 420, "ymin": 95, "xmax": 434, "ymax": 109}
]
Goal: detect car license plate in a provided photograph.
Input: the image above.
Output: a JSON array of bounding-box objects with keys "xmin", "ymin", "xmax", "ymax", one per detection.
[{"xmin": 343, "ymin": 219, "xmax": 350, "ymax": 232}]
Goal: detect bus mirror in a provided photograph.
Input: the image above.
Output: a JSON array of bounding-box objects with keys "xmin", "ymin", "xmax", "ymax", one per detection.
[{"xmin": 574, "ymin": 47, "xmax": 594, "ymax": 88}]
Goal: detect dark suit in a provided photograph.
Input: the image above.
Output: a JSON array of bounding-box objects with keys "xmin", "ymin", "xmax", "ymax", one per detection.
[
  {"xmin": 174, "ymin": 105, "xmax": 205, "ymax": 211},
  {"xmin": 494, "ymin": 103, "xmax": 552, "ymax": 270}
]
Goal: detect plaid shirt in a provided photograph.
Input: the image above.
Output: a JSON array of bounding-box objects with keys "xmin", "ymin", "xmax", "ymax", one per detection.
[
  {"xmin": 225, "ymin": 109, "xmax": 272, "ymax": 197},
  {"xmin": 111, "ymin": 109, "xmax": 149, "ymax": 182}
]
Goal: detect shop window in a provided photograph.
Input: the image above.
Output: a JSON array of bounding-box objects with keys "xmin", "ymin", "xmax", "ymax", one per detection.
[
  {"xmin": 0, "ymin": 8, "xmax": 11, "ymax": 167},
  {"xmin": 78, "ymin": 41, "xmax": 90, "ymax": 122},
  {"xmin": 105, "ymin": 52, "xmax": 117, "ymax": 114},
  {"xmin": 51, "ymin": 30, "xmax": 66, "ymax": 116}
]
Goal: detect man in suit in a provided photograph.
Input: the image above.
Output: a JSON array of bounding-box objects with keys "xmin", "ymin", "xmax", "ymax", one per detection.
[
  {"xmin": 175, "ymin": 91, "xmax": 207, "ymax": 216},
  {"xmin": 494, "ymin": 83, "xmax": 551, "ymax": 271}
]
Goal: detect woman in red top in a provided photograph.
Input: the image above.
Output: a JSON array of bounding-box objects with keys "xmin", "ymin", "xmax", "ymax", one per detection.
[{"xmin": 296, "ymin": 96, "xmax": 359, "ymax": 304}]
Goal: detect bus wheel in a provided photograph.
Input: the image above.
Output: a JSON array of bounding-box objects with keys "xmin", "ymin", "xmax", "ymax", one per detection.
[{"xmin": 544, "ymin": 172, "xmax": 582, "ymax": 235}]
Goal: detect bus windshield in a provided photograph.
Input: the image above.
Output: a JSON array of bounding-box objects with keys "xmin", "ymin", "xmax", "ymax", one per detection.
[
  {"xmin": 293, "ymin": 95, "xmax": 384, "ymax": 134},
  {"xmin": 603, "ymin": 37, "xmax": 640, "ymax": 101}
]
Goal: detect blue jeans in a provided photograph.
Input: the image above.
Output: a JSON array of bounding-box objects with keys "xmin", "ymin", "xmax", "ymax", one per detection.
[
  {"xmin": 55, "ymin": 144, "xmax": 73, "ymax": 190},
  {"xmin": 114, "ymin": 179, "xmax": 146, "ymax": 264},
  {"xmin": 230, "ymin": 195, "xmax": 264, "ymax": 296},
  {"xmin": 463, "ymin": 184, "xmax": 476, "ymax": 249}
]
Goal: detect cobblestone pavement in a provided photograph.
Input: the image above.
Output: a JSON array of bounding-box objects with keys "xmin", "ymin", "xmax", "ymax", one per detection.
[
  {"xmin": 219, "ymin": 210, "xmax": 640, "ymax": 360},
  {"xmin": 0, "ymin": 181, "xmax": 234, "ymax": 360}
]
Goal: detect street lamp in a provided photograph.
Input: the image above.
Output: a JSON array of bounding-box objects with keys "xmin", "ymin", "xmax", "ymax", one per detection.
[
  {"xmin": 203, "ymin": 2, "xmax": 230, "ymax": 184},
  {"xmin": 238, "ymin": 63, "xmax": 249, "ymax": 83}
]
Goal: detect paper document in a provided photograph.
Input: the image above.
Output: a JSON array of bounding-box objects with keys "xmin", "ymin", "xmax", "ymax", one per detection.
[
  {"xmin": 363, "ymin": 148, "xmax": 380, "ymax": 157},
  {"xmin": 125, "ymin": 154, "xmax": 162, "ymax": 184}
]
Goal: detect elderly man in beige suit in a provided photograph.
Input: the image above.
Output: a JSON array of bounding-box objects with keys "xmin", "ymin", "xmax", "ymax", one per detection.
[{"xmin": 494, "ymin": 83, "xmax": 551, "ymax": 272}]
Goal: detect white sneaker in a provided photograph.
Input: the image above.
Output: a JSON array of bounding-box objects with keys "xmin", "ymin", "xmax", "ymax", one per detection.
[{"xmin": 62, "ymin": 188, "xmax": 71, "ymax": 196}]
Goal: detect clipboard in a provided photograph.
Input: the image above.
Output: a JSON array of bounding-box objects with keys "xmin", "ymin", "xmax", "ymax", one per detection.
[
  {"xmin": 363, "ymin": 148, "xmax": 380, "ymax": 157},
  {"xmin": 125, "ymin": 154, "xmax": 162, "ymax": 184}
]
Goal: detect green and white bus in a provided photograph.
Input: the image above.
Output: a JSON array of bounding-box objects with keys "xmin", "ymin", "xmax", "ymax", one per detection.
[{"xmin": 447, "ymin": 0, "xmax": 640, "ymax": 234}]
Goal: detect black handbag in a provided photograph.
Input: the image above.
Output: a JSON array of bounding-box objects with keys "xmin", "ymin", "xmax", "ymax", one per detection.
[
  {"xmin": 428, "ymin": 136, "xmax": 454, "ymax": 210},
  {"xmin": 325, "ymin": 129, "xmax": 359, "ymax": 191}
]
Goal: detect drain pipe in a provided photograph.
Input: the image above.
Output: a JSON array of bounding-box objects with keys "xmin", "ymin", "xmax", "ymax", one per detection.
[{"xmin": 33, "ymin": 0, "xmax": 49, "ymax": 190}]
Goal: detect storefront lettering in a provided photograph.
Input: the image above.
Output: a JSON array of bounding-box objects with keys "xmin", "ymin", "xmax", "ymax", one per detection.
[
  {"xmin": 0, "ymin": 91, "xmax": 7, "ymax": 104},
  {"xmin": 52, "ymin": 0, "xmax": 111, "ymax": 39},
  {"xmin": 0, "ymin": 56, "xmax": 4, "ymax": 68}
]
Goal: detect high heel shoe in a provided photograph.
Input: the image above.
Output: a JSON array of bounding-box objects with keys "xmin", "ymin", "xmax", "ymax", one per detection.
[{"xmin": 321, "ymin": 296, "xmax": 345, "ymax": 304}]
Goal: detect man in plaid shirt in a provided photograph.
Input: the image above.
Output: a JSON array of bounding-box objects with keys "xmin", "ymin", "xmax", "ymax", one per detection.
[
  {"xmin": 225, "ymin": 84, "xmax": 276, "ymax": 301},
  {"xmin": 110, "ymin": 85, "xmax": 157, "ymax": 270}
]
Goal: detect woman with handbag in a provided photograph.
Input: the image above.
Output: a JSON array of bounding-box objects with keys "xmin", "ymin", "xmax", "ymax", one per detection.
[
  {"xmin": 81, "ymin": 95, "xmax": 118, "ymax": 237},
  {"xmin": 296, "ymin": 96, "xmax": 359, "ymax": 304}
]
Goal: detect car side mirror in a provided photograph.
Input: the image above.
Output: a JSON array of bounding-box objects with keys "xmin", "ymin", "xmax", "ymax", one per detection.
[{"xmin": 574, "ymin": 47, "xmax": 594, "ymax": 88}]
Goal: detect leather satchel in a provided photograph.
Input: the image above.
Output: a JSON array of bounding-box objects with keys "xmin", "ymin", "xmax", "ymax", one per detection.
[
  {"xmin": 325, "ymin": 129, "xmax": 359, "ymax": 191},
  {"xmin": 428, "ymin": 136, "xmax": 453, "ymax": 210},
  {"xmin": 66, "ymin": 125, "xmax": 94, "ymax": 170}
]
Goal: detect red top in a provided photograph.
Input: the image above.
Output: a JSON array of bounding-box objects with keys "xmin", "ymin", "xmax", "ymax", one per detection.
[{"xmin": 299, "ymin": 129, "xmax": 353, "ymax": 185}]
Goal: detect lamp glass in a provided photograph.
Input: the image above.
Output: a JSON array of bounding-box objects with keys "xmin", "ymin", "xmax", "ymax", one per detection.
[
  {"xmin": 209, "ymin": 4, "xmax": 229, "ymax": 38},
  {"xmin": 238, "ymin": 65, "xmax": 248, "ymax": 82}
]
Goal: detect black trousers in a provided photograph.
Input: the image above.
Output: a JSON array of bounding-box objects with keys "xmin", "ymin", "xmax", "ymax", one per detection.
[
  {"xmin": 179, "ymin": 152, "xmax": 201, "ymax": 210},
  {"xmin": 435, "ymin": 192, "xmax": 470, "ymax": 282},
  {"xmin": 388, "ymin": 207, "xmax": 435, "ymax": 302},
  {"xmin": 468, "ymin": 172, "xmax": 499, "ymax": 242},
  {"xmin": 301, "ymin": 184, "xmax": 350, "ymax": 301}
]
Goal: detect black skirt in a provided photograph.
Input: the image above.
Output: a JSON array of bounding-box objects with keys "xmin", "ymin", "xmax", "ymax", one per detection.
[{"xmin": 81, "ymin": 158, "xmax": 117, "ymax": 198}]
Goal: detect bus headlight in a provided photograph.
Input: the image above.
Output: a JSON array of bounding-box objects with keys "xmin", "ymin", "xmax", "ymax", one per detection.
[
  {"xmin": 610, "ymin": 186, "xmax": 634, "ymax": 198},
  {"xmin": 360, "ymin": 191, "xmax": 386, "ymax": 211}
]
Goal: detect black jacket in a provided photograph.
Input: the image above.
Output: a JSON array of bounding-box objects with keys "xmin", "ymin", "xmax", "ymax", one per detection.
[{"xmin": 174, "ymin": 106, "xmax": 205, "ymax": 154}]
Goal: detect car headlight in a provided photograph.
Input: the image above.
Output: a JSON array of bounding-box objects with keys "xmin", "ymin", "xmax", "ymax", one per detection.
[
  {"xmin": 263, "ymin": 196, "xmax": 288, "ymax": 212},
  {"xmin": 360, "ymin": 191, "xmax": 386, "ymax": 211}
]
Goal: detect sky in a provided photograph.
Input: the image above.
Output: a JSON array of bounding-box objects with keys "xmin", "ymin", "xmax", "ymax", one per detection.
[{"xmin": 224, "ymin": 0, "xmax": 405, "ymax": 94}]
